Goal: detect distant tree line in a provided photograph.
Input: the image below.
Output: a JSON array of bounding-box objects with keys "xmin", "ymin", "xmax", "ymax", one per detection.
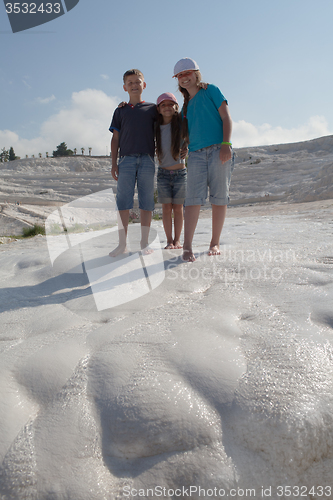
[
  {"xmin": 1, "ymin": 143, "xmax": 96, "ymax": 162},
  {"xmin": 52, "ymin": 143, "xmax": 93, "ymax": 157}
]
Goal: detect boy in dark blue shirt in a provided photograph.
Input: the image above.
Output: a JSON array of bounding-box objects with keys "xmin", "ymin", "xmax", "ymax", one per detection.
[{"xmin": 109, "ymin": 69, "xmax": 157, "ymax": 256}]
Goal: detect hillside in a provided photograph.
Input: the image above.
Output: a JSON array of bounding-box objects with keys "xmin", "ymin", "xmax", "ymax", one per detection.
[{"xmin": 1, "ymin": 135, "xmax": 332, "ymax": 205}]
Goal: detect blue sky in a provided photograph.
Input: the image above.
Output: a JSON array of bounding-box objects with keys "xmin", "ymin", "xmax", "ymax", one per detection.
[{"xmin": 1, "ymin": 0, "xmax": 333, "ymax": 157}]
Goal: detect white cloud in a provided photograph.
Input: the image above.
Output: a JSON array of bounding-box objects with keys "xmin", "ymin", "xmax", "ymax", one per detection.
[
  {"xmin": 22, "ymin": 77, "xmax": 31, "ymax": 89},
  {"xmin": 0, "ymin": 89, "xmax": 119, "ymax": 157},
  {"xmin": 36, "ymin": 95, "xmax": 56, "ymax": 104},
  {"xmin": 0, "ymin": 130, "xmax": 20, "ymax": 149},
  {"xmin": 100, "ymin": 74, "xmax": 109, "ymax": 80},
  {"xmin": 233, "ymin": 116, "xmax": 332, "ymax": 148}
]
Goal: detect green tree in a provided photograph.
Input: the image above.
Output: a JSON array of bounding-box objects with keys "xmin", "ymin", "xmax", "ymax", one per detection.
[
  {"xmin": 52, "ymin": 142, "xmax": 74, "ymax": 157},
  {"xmin": 1, "ymin": 147, "xmax": 9, "ymax": 162},
  {"xmin": 9, "ymin": 147, "xmax": 18, "ymax": 161}
]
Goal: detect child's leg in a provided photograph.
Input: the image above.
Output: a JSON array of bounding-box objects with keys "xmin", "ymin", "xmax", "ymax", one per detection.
[
  {"xmin": 137, "ymin": 155, "xmax": 155, "ymax": 254},
  {"xmin": 182, "ymin": 204, "xmax": 201, "ymax": 261},
  {"xmin": 209, "ymin": 204, "xmax": 227, "ymax": 255},
  {"xmin": 208, "ymin": 148, "xmax": 234, "ymax": 255},
  {"xmin": 109, "ymin": 209, "xmax": 130, "ymax": 257},
  {"xmin": 172, "ymin": 203, "xmax": 184, "ymax": 249},
  {"xmin": 162, "ymin": 203, "xmax": 174, "ymax": 249},
  {"xmin": 110, "ymin": 156, "xmax": 136, "ymax": 257},
  {"xmin": 171, "ymin": 169, "xmax": 186, "ymax": 249},
  {"xmin": 140, "ymin": 209, "xmax": 153, "ymax": 253},
  {"xmin": 183, "ymin": 150, "xmax": 207, "ymax": 262}
]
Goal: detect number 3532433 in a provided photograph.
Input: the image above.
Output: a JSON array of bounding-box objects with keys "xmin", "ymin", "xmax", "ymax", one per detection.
[{"xmin": 5, "ymin": 3, "xmax": 61, "ymax": 14}]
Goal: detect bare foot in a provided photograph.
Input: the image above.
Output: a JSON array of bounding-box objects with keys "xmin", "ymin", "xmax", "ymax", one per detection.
[
  {"xmin": 164, "ymin": 242, "xmax": 174, "ymax": 250},
  {"xmin": 182, "ymin": 249, "xmax": 196, "ymax": 262},
  {"xmin": 208, "ymin": 245, "xmax": 220, "ymax": 256},
  {"xmin": 141, "ymin": 243, "xmax": 154, "ymax": 255},
  {"xmin": 173, "ymin": 240, "xmax": 183, "ymax": 249},
  {"xmin": 109, "ymin": 243, "xmax": 128, "ymax": 257},
  {"xmin": 141, "ymin": 247, "xmax": 154, "ymax": 255}
]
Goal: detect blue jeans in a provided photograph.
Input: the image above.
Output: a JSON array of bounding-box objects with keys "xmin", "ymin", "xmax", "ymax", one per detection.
[
  {"xmin": 116, "ymin": 154, "xmax": 155, "ymax": 211},
  {"xmin": 157, "ymin": 167, "xmax": 187, "ymax": 204},
  {"xmin": 185, "ymin": 145, "xmax": 235, "ymax": 206}
]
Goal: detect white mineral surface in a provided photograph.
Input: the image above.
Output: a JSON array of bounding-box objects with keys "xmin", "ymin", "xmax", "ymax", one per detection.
[{"xmin": 0, "ymin": 137, "xmax": 333, "ymax": 499}]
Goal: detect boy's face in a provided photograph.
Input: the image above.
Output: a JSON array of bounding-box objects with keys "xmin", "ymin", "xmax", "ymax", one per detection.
[{"xmin": 123, "ymin": 75, "xmax": 146, "ymax": 96}]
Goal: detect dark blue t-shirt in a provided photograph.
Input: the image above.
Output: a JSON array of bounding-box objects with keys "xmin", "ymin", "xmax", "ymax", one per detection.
[{"xmin": 109, "ymin": 102, "xmax": 157, "ymax": 157}]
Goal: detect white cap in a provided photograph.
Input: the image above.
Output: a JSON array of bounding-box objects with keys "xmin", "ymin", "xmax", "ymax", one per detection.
[{"xmin": 173, "ymin": 58, "xmax": 200, "ymax": 78}]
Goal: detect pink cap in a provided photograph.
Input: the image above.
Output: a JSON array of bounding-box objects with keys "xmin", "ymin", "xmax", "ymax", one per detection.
[{"xmin": 156, "ymin": 92, "xmax": 178, "ymax": 106}]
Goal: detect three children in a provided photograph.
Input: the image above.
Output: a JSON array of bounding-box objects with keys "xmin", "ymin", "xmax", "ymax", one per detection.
[{"xmin": 109, "ymin": 59, "xmax": 234, "ymax": 261}]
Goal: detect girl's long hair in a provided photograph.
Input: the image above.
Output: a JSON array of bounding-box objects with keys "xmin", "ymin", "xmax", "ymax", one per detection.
[
  {"xmin": 178, "ymin": 70, "xmax": 202, "ymax": 145},
  {"xmin": 155, "ymin": 105, "xmax": 182, "ymax": 163}
]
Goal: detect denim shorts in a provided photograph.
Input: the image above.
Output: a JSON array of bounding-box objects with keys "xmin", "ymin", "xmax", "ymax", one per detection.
[
  {"xmin": 116, "ymin": 154, "xmax": 155, "ymax": 211},
  {"xmin": 157, "ymin": 167, "xmax": 187, "ymax": 204},
  {"xmin": 185, "ymin": 144, "xmax": 235, "ymax": 206}
]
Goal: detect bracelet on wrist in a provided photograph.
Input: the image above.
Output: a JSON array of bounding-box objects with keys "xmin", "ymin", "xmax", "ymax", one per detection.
[{"xmin": 221, "ymin": 141, "xmax": 232, "ymax": 146}]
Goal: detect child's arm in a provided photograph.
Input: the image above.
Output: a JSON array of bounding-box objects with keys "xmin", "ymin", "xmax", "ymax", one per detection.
[
  {"xmin": 180, "ymin": 143, "xmax": 188, "ymax": 159},
  {"xmin": 111, "ymin": 130, "xmax": 120, "ymax": 180},
  {"xmin": 218, "ymin": 101, "xmax": 233, "ymax": 164}
]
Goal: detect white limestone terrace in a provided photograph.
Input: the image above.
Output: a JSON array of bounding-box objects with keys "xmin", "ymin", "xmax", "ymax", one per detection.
[
  {"xmin": 232, "ymin": 134, "xmax": 333, "ymax": 203},
  {"xmin": 0, "ymin": 136, "xmax": 332, "ymax": 499},
  {"xmin": 0, "ymin": 134, "xmax": 332, "ymax": 206}
]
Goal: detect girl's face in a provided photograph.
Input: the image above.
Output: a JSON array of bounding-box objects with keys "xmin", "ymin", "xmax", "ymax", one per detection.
[
  {"xmin": 158, "ymin": 100, "xmax": 178, "ymax": 120},
  {"xmin": 176, "ymin": 70, "xmax": 197, "ymax": 90}
]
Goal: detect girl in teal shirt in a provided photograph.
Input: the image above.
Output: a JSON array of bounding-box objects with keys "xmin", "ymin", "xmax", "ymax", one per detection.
[{"xmin": 173, "ymin": 57, "xmax": 234, "ymax": 262}]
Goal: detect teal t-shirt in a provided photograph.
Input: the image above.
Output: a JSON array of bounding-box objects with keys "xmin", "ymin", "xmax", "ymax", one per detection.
[{"xmin": 184, "ymin": 84, "xmax": 227, "ymax": 152}]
